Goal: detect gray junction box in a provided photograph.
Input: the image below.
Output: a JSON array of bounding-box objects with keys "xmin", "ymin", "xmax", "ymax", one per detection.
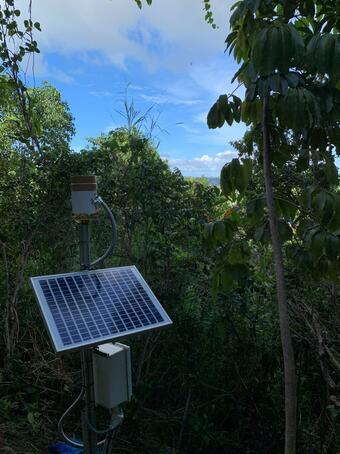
[{"xmin": 93, "ymin": 342, "xmax": 132, "ymax": 409}]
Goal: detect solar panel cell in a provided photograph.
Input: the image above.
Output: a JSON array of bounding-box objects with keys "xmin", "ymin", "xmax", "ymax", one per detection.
[{"xmin": 31, "ymin": 266, "xmax": 172, "ymax": 353}]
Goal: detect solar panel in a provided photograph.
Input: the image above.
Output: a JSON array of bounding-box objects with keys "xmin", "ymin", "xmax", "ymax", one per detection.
[{"xmin": 31, "ymin": 266, "xmax": 172, "ymax": 353}]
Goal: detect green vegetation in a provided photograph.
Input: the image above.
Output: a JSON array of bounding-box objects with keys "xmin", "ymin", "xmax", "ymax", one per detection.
[
  {"xmin": 203, "ymin": 1, "xmax": 340, "ymax": 452},
  {"xmin": 0, "ymin": 1, "xmax": 339, "ymax": 453}
]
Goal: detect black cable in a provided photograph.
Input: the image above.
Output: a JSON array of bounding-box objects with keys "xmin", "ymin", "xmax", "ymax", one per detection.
[
  {"xmin": 85, "ymin": 407, "xmax": 124, "ymax": 435},
  {"xmin": 58, "ymin": 385, "xmax": 107, "ymax": 448},
  {"xmin": 57, "ymin": 386, "xmax": 85, "ymax": 448},
  {"xmin": 90, "ymin": 196, "xmax": 118, "ymax": 269},
  {"xmin": 104, "ymin": 428, "xmax": 115, "ymax": 454},
  {"xmin": 85, "ymin": 414, "xmax": 117, "ymax": 435}
]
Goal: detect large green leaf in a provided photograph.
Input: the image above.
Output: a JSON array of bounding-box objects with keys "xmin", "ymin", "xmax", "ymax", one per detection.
[
  {"xmin": 230, "ymin": 95, "xmax": 242, "ymax": 122},
  {"xmin": 230, "ymin": 1, "xmax": 247, "ymax": 26},
  {"xmin": 333, "ymin": 36, "xmax": 340, "ymax": 79},
  {"xmin": 219, "ymin": 95, "xmax": 233, "ymax": 126},
  {"xmin": 277, "ymin": 88, "xmax": 321, "ymax": 130},
  {"xmin": 220, "ymin": 164, "xmax": 232, "ymax": 195},
  {"xmin": 307, "ymin": 33, "xmax": 340, "ymax": 78},
  {"xmin": 220, "ymin": 158, "xmax": 252, "ymax": 197},
  {"xmin": 306, "ymin": 35, "xmax": 320, "ymax": 72},
  {"xmin": 275, "ymin": 197, "xmax": 298, "ymax": 220},
  {"xmin": 254, "ymin": 220, "xmax": 271, "ymax": 243},
  {"xmin": 288, "ymin": 23, "xmax": 305, "ymax": 65},
  {"xmin": 310, "ymin": 229, "xmax": 326, "ymax": 261},
  {"xmin": 231, "ymin": 60, "xmax": 258, "ymax": 86},
  {"xmin": 241, "ymin": 99, "xmax": 263, "ymax": 125},
  {"xmin": 245, "ymin": 83, "xmax": 257, "ymax": 102},
  {"xmin": 246, "ymin": 195, "xmax": 265, "ymax": 223},
  {"xmin": 252, "ymin": 24, "xmax": 304, "ymax": 76},
  {"xmin": 317, "ymin": 34, "xmax": 335, "ymax": 74},
  {"xmin": 207, "ymin": 95, "xmax": 241, "ymax": 129},
  {"xmin": 269, "ymin": 26, "xmax": 281, "ymax": 72},
  {"xmin": 207, "ymin": 101, "xmax": 224, "ymax": 129},
  {"xmin": 279, "ymin": 25, "xmax": 293, "ymax": 74},
  {"xmin": 312, "ymin": 191, "xmax": 335, "ymax": 226},
  {"xmin": 252, "ymin": 28, "xmax": 270, "ymax": 75}
]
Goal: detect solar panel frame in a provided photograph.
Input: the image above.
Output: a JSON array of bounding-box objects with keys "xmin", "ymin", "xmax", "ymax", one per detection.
[{"xmin": 30, "ymin": 266, "xmax": 172, "ymax": 353}]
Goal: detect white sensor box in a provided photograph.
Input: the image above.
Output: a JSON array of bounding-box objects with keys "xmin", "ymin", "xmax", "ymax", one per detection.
[
  {"xmin": 93, "ymin": 342, "xmax": 132, "ymax": 409},
  {"xmin": 71, "ymin": 176, "xmax": 97, "ymax": 216},
  {"xmin": 71, "ymin": 190, "xmax": 97, "ymax": 215}
]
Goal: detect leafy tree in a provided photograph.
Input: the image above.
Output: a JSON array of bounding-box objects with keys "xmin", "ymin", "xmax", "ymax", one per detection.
[
  {"xmin": 203, "ymin": 1, "xmax": 340, "ymax": 452},
  {"xmin": 0, "ymin": 83, "xmax": 76, "ymax": 363},
  {"xmin": 0, "ymin": 0, "xmax": 42, "ymax": 148},
  {"xmin": 0, "ymin": 88, "xmax": 225, "ymax": 451},
  {"xmin": 75, "ymin": 125, "xmax": 218, "ymax": 283},
  {"xmin": 0, "ymin": 1, "xmax": 338, "ymax": 451}
]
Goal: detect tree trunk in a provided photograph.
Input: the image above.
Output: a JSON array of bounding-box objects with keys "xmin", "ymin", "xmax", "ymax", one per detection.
[{"xmin": 262, "ymin": 95, "xmax": 297, "ymax": 454}]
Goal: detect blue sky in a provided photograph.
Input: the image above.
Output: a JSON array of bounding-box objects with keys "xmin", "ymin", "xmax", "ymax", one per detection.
[{"xmin": 22, "ymin": 0, "xmax": 245, "ymax": 176}]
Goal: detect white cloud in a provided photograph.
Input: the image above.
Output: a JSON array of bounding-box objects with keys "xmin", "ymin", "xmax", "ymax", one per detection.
[
  {"xmin": 193, "ymin": 111, "xmax": 208, "ymax": 124},
  {"xmin": 52, "ymin": 69, "xmax": 75, "ymax": 84},
  {"xmin": 176, "ymin": 124, "xmax": 201, "ymax": 134},
  {"xmin": 141, "ymin": 93, "xmax": 202, "ymax": 106},
  {"xmin": 89, "ymin": 90, "xmax": 114, "ymax": 97},
  {"xmin": 164, "ymin": 150, "xmax": 236, "ymax": 177},
  {"xmin": 177, "ymin": 119, "xmax": 241, "ymax": 147},
  {"xmin": 20, "ymin": 0, "xmax": 233, "ymax": 72},
  {"xmin": 186, "ymin": 129, "xmax": 231, "ymax": 146},
  {"xmin": 189, "ymin": 61, "xmax": 238, "ymax": 96},
  {"xmin": 16, "ymin": 0, "xmax": 245, "ymax": 157},
  {"xmin": 22, "ymin": 52, "xmax": 75, "ymax": 84},
  {"xmin": 129, "ymin": 84, "xmax": 143, "ymax": 91}
]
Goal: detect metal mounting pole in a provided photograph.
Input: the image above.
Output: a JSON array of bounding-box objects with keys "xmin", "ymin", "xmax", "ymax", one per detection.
[{"xmin": 79, "ymin": 220, "xmax": 97, "ymax": 453}]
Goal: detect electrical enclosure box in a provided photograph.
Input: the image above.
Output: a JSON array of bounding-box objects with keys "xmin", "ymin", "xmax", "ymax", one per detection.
[
  {"xmin": 71, "ymin": 175, "xmax": 97, "ymax": 216},
  {"xmin": 93, "ymin": 342, "xmax": 132, "ymax": 409}
]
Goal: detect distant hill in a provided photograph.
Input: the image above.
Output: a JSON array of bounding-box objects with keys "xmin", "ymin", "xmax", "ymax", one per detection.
[
  {"xmin": 185, "ymin": 176, "xmax": 220, "ymax": 187},
  {"xmin": 207, "ymin": 177, "xmax": 220, "ymax": 187}
]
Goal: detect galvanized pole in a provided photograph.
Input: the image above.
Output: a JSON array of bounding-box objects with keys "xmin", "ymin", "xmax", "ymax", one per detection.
[{"xmin": 79, "ymin": 220, "xmax": 97, "ymax": 453}]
